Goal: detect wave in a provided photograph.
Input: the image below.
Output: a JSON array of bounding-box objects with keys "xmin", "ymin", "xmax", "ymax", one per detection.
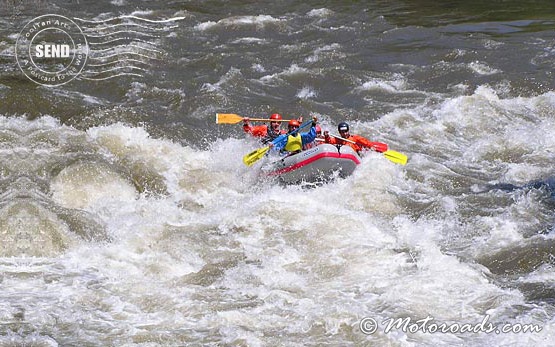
[
  {"xmin": 195, "ymin": 15, "xmax": 282, "ymax": 31},
  {"xmin": 84, "ymin": 30, "xmax": 161, "ymax": 39},
  {"xmin": 74, "ymin": 15, "xmax": 186, "ymax": 24},
  {"xmin": 89, "ymin": 43, "xmax": 163, "ymax": 55},
  {"xmin": 86, "ymin": 58, "xmax": 150, "ymax": 68},
  {"xmin": 78, "ymin": 72, "xmax": 144, "ymax": 80},
  {"xmin": 88, "ymin": 51, "xmax": 160, "ymax": 61},
  {"xmin": 0, "ymin": 106, "xmax": 554, "ymax": 345},
  {"xmin": 81, "ymin": 22, "xmax": 179, "ymax": 32},
  {"xmin": 87, "ymin": 37, "xmax": 161, "ymax": 46}
]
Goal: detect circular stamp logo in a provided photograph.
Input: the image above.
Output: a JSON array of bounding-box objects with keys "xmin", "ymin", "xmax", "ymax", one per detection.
[{"xmin": 15, "ymin": 14, "xmax": 88, "ymax": 86}]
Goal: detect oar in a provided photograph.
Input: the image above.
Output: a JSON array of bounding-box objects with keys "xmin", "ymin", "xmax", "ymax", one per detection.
[
  {"xmin": 216, "ymin": 113, "xmax": 290, "ymax": 124},
  {"xmin": 243, "ymin": 146, "xmax": 271, "ymax": 166},
  {"xmin": 328, "ymin": 134, "xmax": 408, "ymax": 165},
  {"xmin": 243, "ymin": 119, "xmax": 313, "ymax": 166},
  {"xmin": 328, "ymin": 134, "xmax": 388, "ymax": 152},
  {"xmin": 383, "ymin": 150, "xmax": 408, "ymax": 165}
]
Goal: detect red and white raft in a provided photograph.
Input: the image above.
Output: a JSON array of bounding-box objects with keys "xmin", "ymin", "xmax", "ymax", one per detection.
[{"xmin": 262, "ymin": 143, "xmax": 361, "ymax": 184}]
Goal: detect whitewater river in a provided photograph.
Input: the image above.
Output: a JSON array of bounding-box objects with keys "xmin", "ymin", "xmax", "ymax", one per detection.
[{"xmin": 1, "ymin": 1, "xmax": 555, "ymax": 346}]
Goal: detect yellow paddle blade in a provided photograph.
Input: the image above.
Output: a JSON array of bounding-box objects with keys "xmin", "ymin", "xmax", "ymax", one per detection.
[
  {"xmin": 243, "ymin": 146, "xmax": 270, "ymax": 166},
  {"xmin": 383, "ymin": 150, "xmax": 408, "ymax": 165},
  {"xmin": 216, "ymin": 113, "xmax": 243, "ymax": 124}
]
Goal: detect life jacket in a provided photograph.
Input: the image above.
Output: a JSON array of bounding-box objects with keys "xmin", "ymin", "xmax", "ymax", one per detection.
[
  {"xmin": 284, "ymin": 133, "xmax": 302, "ymax": 152},
  {"xmin": 342, "ymin": 136, "xmax": 363, "ymax": 153},
  {"xmin": 326, "ymin": 136, "xmax": 358, "ymax": 152}
]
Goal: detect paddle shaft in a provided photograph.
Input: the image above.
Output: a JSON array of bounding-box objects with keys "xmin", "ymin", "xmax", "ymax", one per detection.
[
  {"xmin": 328, "ymin": 133, "xmax": 407, "ymax": 165},
  {"xmin": 328, "ymin": 133, "xmax": 357, "ymax": 145},
  {"xmin": 216, "ymin": 113, "xmax": 291, "ymax": 124},
  {"xmin": 243, "ymin": 119, "xmax": 314, "ymax": 166},
  {"xmin": 271, "ymin": 119, "xmax": 314, "ymax": 148},
  {"xmin": 328, "ymin": 133, "xmax": 385, "ymax": 151},
  {"xmin": 248, "ymin": 118, "xmax": 289, "ymax": 122},
  {"xmin": 321, "ymin": 135, "xmax": 380, "ymax": 149}
]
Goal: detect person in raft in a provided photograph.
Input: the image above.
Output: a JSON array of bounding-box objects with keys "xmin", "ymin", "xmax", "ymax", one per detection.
[
  {"xmin": 324, "ymin": 122, "xmax": 388, "ymax": 154},
  {"xmin": 270, "ymin": 117, "xmax": 318, "ymax": 155},
  {"xmin": 242, "ymin": 113, "xmax": 287, "ymax": 144},
  {"xmin": 303, "ymin": 124, "xmax": 323, "ymax": 150}
]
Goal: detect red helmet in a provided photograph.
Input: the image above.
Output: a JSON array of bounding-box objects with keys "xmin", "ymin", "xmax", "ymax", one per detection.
[
  {"xmin": 288, "ymin": 119, "xmax": 300, "ymax": 127},
  {"xmin": 315, "ymin": 125, "xmax": 321, "ymax": 134},
  {"xmin": 270, "ymin": 113, "xmax": 282, "ymax": 121}
]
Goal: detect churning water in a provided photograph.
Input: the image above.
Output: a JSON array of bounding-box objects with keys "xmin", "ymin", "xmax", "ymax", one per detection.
[{"xmin": 1, "ymin": 1, "xmax": 555, "ymax": 346}]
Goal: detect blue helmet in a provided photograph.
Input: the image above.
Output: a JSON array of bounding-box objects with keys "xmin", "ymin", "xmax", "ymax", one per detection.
[{"xmin": 338, "ymin": 122, "xmax": 349, "ymax": 132}]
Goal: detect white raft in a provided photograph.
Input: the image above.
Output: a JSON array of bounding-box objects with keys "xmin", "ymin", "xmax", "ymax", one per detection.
[{"xmin": 262, "ymin": 143, "xmax": 361, "ymax": 184}]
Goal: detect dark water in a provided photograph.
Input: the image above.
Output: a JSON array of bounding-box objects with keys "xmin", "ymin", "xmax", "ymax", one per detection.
[
  {"xmin": 1, "ymin": 1, "xmax": 555, "ymax": 346},
  {"xmin": 2, "ymin": 1, "xmax": 555, "ymax": 140}
]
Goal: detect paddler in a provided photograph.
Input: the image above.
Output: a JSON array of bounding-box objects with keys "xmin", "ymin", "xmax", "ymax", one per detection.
[
  {"xmin": 303, "ymin": 125, "xmax": 323, "ymax": 150},
  {"xmin": 242, "ymin": 113, "xmax": 287, "ymax": 144},
  {"xmin": 324, "ymin": 122, "xmax": 388, "ymax": 154},
  {"xmin": 270, "ymin": 117, "xmax": 318, "ymax": 155}
]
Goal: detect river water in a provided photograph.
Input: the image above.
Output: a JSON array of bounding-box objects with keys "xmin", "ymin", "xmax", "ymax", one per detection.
[{"xmin": 1, "ymin": 1, "xmax": 555, "ymax": 346}]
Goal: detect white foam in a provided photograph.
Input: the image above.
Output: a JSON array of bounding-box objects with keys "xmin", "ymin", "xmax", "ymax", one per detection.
[
  {"xmin": 468, "ymin": 61, "xmax": 501, "ymax": 75},
  {"xmin": 360, "ymin": 78, "xmax": 407, "ymax": 93},
  {"xmin": 3, "ymin": 95, "xmax": 555, "ymax": 345},
  {"xmin": 260, "ymin": 64, "xmax": 308, "ymax": 83},
  {"xmin": 305, "ymin": 43, "xmax": 343, "ymax": 63},
  {"xmin": 230, "ymin": 37, "xmax": 267, "ymax": 45},
  {"xmin": 50, "ymin": 162, "xmax": 138, "ymax": 210},
  {"xmin": 307, "ymin": 8, "xmax": 334, "ymax": 18},
  {"xmin": 195, "ymin": 15, "xmax": 282, "ymax": 31},
  {"xmin": 296, "ymin": 86, "xmax": 317, "ymax": 99}
]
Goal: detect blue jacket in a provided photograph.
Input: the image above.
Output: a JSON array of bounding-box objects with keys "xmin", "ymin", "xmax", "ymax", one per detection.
[{"xmin": 273, "ymin": 126, "xmax": 317, "ymax": 152}]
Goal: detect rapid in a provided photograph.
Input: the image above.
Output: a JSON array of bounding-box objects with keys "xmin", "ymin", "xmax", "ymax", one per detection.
[{"xmin": 1, "ymin": 1, "xmax": 555, "ymax": 346}]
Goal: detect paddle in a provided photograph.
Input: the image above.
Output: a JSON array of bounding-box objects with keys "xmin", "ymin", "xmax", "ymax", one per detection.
[
  {"xmin": 216, "ymin": 113, "xmax": 290, "ymax": 124},
  {"xmin": 328, "ymin": 134, "xmax": 408, "ymax": 165},
  {"xmin": 328, "ymin": 134, "xmax": 388, "ymax": 152},
  {"xmin": 242, "ymin": 119, "xmax": 313, "ymax": 166},
  {"xmin": 383, "ymin": 150, "xmax": 408, "ymax": 165},
  {"xmin": 243, "ymin": 146, "xmax": 271, "ymax": 166}
]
